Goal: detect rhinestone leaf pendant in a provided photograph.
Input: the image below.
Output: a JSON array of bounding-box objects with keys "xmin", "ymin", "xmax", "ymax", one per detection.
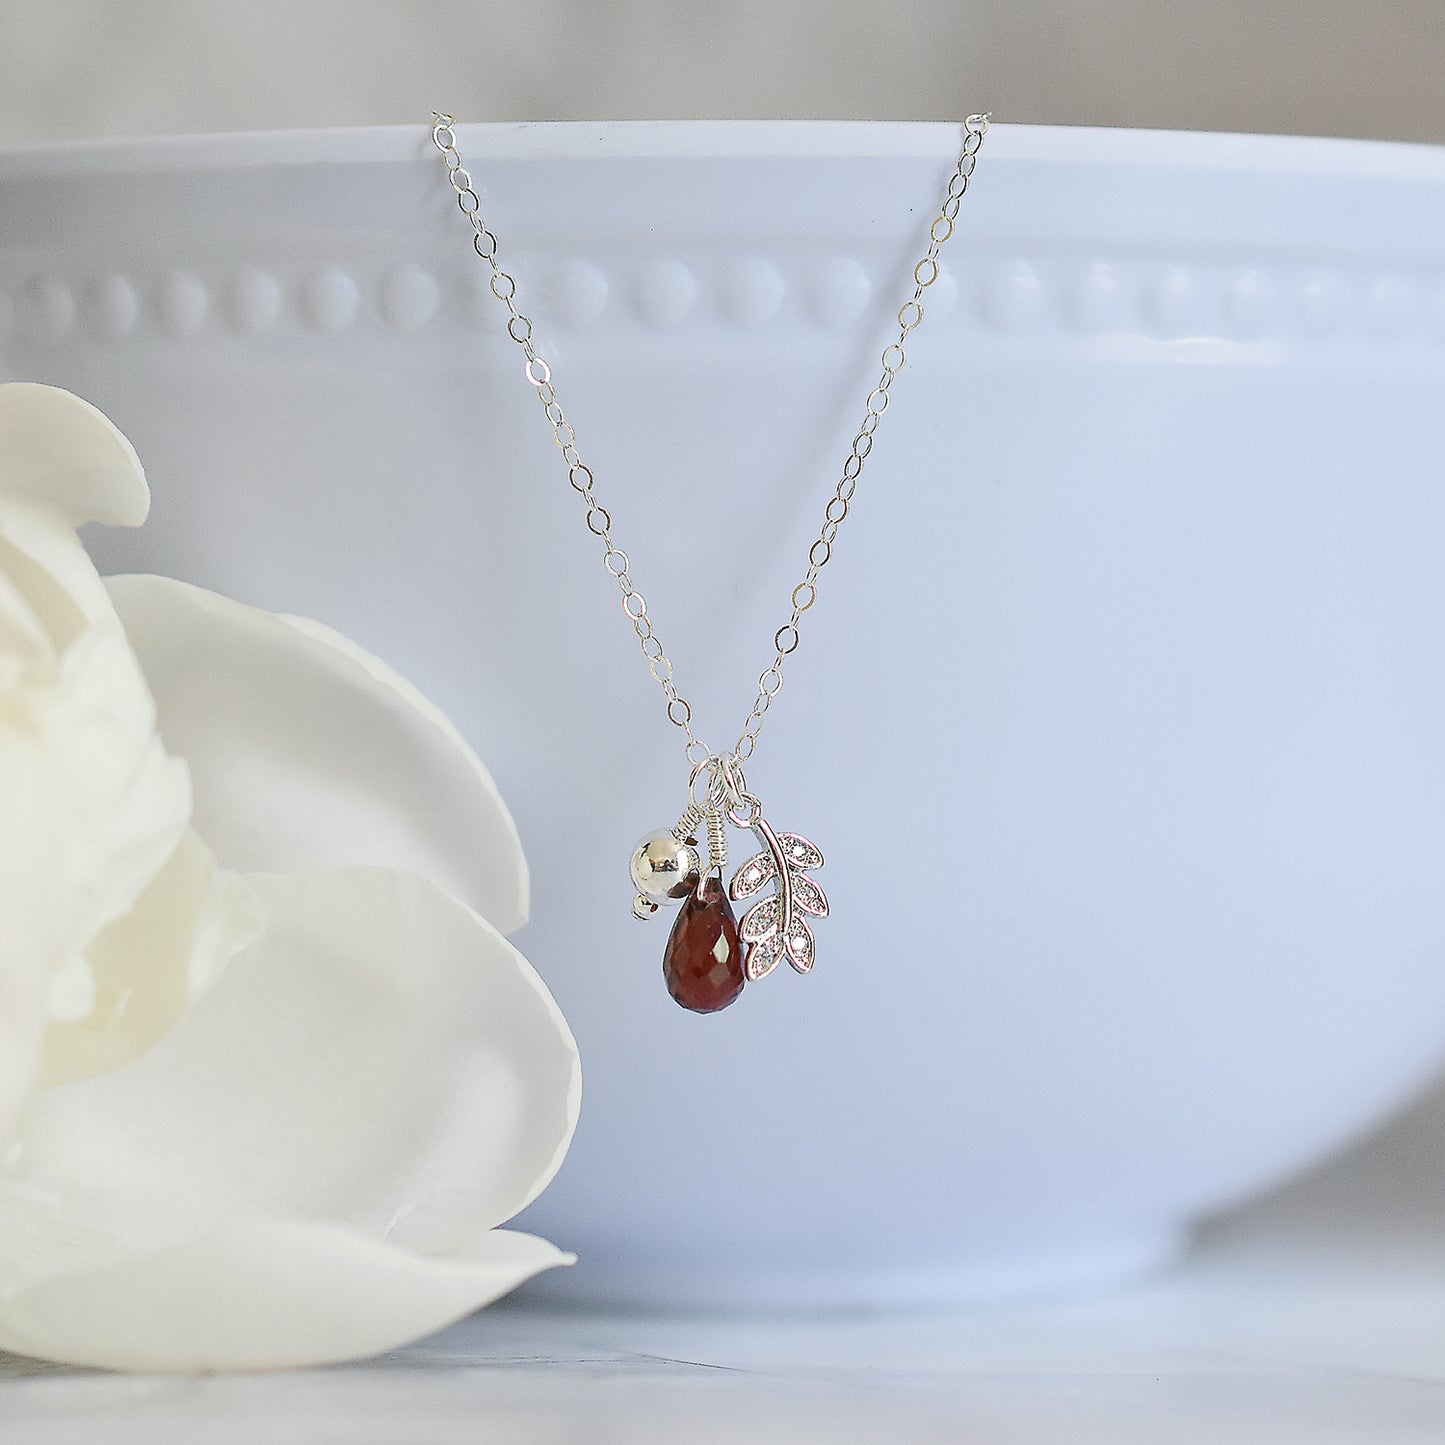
[{"xmin": 729, "ymin": 815, "xmax": 827, "ymax": 983}]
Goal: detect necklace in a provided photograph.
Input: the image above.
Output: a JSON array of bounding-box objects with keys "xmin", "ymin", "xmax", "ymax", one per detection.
[{"xmin": 430, "ymin": 113, "xmax": 990, "ymax": 1013}]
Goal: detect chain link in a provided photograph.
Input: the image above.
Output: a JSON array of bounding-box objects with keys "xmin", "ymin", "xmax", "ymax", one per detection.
[{"xmin": 431, "ymin": 112, "xmax": 989, "ymax": 770}]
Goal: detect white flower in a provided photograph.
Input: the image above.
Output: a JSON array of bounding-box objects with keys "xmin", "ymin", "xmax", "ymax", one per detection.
[{"xmin": 0, "ymin": 384, "xmax": 580, "ymax": 1372}]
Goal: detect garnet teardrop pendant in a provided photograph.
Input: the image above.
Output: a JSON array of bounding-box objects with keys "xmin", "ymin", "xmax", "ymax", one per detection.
[
  {"xmin": 634, "ymin": 757, "xmax": 825, "ymax": 1011},
  {"xmin": 662, "ymin": 877, "xmax": 746, "ymax": 1013}
]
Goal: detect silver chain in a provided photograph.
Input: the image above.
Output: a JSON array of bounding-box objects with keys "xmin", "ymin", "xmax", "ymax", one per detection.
[{"xmin": 430, "ymin": 113, "xmax": 990, "ymax": 771}]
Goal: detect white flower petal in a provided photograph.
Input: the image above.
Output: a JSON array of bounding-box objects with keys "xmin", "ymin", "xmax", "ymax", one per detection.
[
  {"xmin": 0, "ymin": 867, "xmax": 579, "ymax": 1293},
  {"xmin": 0, "ymin": 495, "xmax": 119, "ymax": 643},
  {"xmin": 0, "ymin": 1219, "xmax": 571, "ymax": 1372},
  {"xmin": 0, "ymin": 961, "xmax": 44, "ymax": 1147},
  {"xmin": 107, "ymin": 575, "xmax": 529, "ymax": 934},
  {"xmin": 26, "ymin": 623, "xmax": 193, "ymax": 983},
  {"xmin": 43, "ymin": 956, "xmax": 94, "ymax": 1023},
  {"xmin": 0, "ymin": 383, "xmax": 148, "ymax": 529},
  {"xmin": 0, "ymin": 611, "xmax": 192, "ymax": 1074},
  {"xmin": 0, "ymin": 435, "xmax": 191, "ymax": 1017},
  {"xmin": 38, "ymin": 831, "xmax": 262, "ymax": 1088},
  {"xmin": 0, "ymin": 519, "xmax": 73, "ymax": 663}
]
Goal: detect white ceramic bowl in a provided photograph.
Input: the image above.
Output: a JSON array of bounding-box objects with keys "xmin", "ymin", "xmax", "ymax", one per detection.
[{"xmin": 4, "ymin": 121, "xmax": 1445, "ymax": 1309}]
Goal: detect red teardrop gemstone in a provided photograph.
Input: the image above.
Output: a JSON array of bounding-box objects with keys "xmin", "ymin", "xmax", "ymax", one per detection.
[{"xmin": 662, "ymin": 877, "xmax": 745, "ymax": 1013}]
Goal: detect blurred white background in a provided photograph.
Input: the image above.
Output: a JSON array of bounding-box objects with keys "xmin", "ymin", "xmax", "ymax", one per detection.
[
  {"xmin": 1, "ymin": 0, "xmax": 1443, "ymax": 1266},
  {"xmin": 0, "ymin": 0, "xmax": 1442, "ymax": 144}
]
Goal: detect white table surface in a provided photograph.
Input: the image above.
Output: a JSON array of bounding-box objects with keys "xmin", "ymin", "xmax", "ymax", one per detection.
[{"xmin": 5, "ymin": 1086, "xmax": 1445, "ymax": 1444}]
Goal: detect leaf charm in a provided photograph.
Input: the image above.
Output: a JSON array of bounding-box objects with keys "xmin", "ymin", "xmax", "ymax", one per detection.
[
  {"xmin": 739, "ymin": 894, "xmax": 781, "ymax": 943},
  {"xmin": 779, "ymin": 834, "xmax": 824, "ymax": 871},
  {"xmin": 784, "ymin": 917, "xmax": 815, "ymax": 973},
  {"xmin": 729, "ymin": 816, "xmax": 825, "ymax": 985},
  {"xmin": 730, "ymin": 850, "xmax": 777, "ymax": 900},
  {"xmin": 745, "ymin": 933, "xmax": 784, "ymax": 982},
  {"xmin": 790, "ymin": 871, "xmax": 829, "ymax": 918}
]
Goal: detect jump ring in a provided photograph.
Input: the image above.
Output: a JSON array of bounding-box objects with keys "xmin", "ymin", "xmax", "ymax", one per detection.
[
  {"xmin": 716, "ymin": 754, "xmax": 749, "ymax": 808},
  {"xmin": 726, "ymin": 790, "xmax": 763, "ymax": 827}
]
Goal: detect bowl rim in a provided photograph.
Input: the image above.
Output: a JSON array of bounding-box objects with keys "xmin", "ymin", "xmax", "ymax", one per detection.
[{"xmin": 0, "ymin": 119, "xmax": 1443, "ymax": 182}]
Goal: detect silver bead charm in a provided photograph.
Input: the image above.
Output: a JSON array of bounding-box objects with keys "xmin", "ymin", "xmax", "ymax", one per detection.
[{"xmin": 629, "ymin": 830, "xmax": 703, "ymax": 908}]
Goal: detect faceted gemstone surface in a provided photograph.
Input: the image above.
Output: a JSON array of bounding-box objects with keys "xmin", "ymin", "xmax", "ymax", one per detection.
[{"xmin": 662, "ymin": 877, "xmax": 745, "ymax": 1013}]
